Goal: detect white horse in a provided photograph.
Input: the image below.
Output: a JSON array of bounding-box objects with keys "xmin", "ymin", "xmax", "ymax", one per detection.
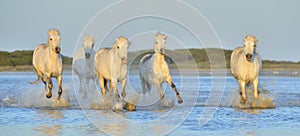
[
  {"xmin": 31, "ymin": 29, "xmax": 63, "ymax": 99},
  {"xmin": 231, "ymin": 35, "xmax": 262, "ymax": 103},
  {"xmin": 139, "ymin": 32, "xmax": 183, "ymax": 104},
  {"xmin": 94, "ymin": 36, "xmax": 129, "ymax": 103},
  {"xmin": 73, "ymin": 36, "xmax": 96, "ymax": 96}
]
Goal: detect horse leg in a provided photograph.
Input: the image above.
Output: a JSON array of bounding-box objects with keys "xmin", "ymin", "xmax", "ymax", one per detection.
[
  {"xmin": 253, "ymin": 78, "xmax": 259, "ymax": 99},
  {"xmin": 121, "ymin": 79, "xmax": 126, "ymax": 98},
  {"xmin": 111, "ymin": 79, "xmax": 123, "ymax": 111},
  {"xmin": 41, "ymin": 75, "xmax": 47, "ymax": 90},
  {"xmin": 46, "ymin": 77, "xmax": 53, "ymax": 99},
  {"xmin": 167, "ymin": 77, "xmax": 183, "ymax": 104},
  {"xmin": 142, "ymin": 80, "xmax": 147, "ymax": 94},
  {"xmin": 140, "ymin": 74, "xmax": 147, "ymax": 94},
  {"xmin": 82, "ymin": 78, "xmax": 89, "ymax": 98},
  {"xmin": 111, "ymin": 80, "xmax": 120, "ymax": 103},
  {"xmin": 109, "ymin": 81, "xmax": 114, "ymax": 100},
  {"xmin": 146, "ymin": 82, "xmax": 151, "ymax": 92},
  {"xmin": 238, "ymin": 80, "xmax": 246, "ymax": 104},
  {"xmin": 57, "ymin": 75, "xmax": 63, "ymax": 100},
  {"xmin": 155, "ymin": 83, "xmax": 165, "ymax": 102},
  {"xmin": 79, "ymin": 78, "xmax": 84, "ymax": 94},
  {"xmin": 97, "ymin": 74, "xmax": 107, "ymax": 103}
]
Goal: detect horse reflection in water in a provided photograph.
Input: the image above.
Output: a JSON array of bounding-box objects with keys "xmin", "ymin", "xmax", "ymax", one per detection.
[{"xmin": 33, "ymin": 110, "xmax": 64, "ymax": 136}]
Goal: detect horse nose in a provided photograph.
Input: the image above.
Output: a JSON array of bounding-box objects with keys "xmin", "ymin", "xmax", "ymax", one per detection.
[
  {"xmin": 85, "ymin": 53, "xmax": 90, "ymax": 59},
  {"xmin": 121, "ymin": 57, "xmax": 127, "ymax": 65},
  {"xmin": 55, "ymin": 47, "xmax": 61, "ymax": 54},
  {"xmin": 160, "ymin": 48, "xmax": 164, "ymax": 54},
  {"xmin": 246, "ymin": 54, "xmax": 252, "ymax": 61}
]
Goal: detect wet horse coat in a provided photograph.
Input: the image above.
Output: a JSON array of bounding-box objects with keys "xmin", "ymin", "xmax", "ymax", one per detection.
[
  {"xmin": 231, "ymin": 35, "xmax": 262, "ymax": 103},
  {"xmin": 73, "ymin": 36, "xmax": 96, "ymax": 95},
  {"xmin": 94, "ymin": 37, "xmax": 129, "ymax": 104},
  {"xmin": 139, "ymin": 32, "xmax": 183, "ymax": 104},
  {"xmin": 31, "ymin": 29, "xmax": 63, "ymax": 99}
]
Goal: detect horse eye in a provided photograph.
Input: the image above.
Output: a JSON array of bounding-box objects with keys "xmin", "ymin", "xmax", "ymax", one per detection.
[
  {"xmin": 50, "ymin": 38, "xmax": 53, "ymax": 41},
  {"xmin": 155, "ymin": 42, "xmax": 158, "ymax": 44},
  {"xmin": 117, "ymin": 46, "xmax": 119, "ymax": 49}
]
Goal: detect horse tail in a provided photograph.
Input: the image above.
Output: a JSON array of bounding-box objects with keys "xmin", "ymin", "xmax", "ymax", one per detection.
[
  {"xmin": 30, "ymin": 76, "xmax": 41, "ymax": 84},
  {"xmin": 30, "ymin": 67, "xmax": 41, "ymax": 84}
]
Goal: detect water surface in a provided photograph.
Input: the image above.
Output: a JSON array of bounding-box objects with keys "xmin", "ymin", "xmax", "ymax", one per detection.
[{"xmin": 0, "ymin": 72, "xmax": 299, "ymax": 135}]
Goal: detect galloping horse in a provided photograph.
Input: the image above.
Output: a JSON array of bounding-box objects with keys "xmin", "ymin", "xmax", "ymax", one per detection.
[
  {"xmin": 231, "ymin": 35, "xmax": 262, "ymax": 103},
  {"xmin": 31, "ymin": 29, "xmax": 63, "ymax": 100},
  {"xmin": 73, "ymin": 36, "xmax": 96, "ymax": 96},
  {"xmin": 139, "ymin": 32, "xmax": 183, "ymax": 104},
  {"xmin": 94, "ymin": 37, "xmax": 129, "ymax": 104}
]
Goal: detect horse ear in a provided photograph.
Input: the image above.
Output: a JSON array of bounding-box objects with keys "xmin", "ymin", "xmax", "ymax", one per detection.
[
  {"xmin": 116, "ymin": 37, "xmax": 120, "ymax": 44},
  {"xmin": 244, "ymin": 35, "xmax": 250, "ymax": 40},
  {"xmin": 164, "ymin": 35, "xmax": 167, "ymax": 40},
  {"xmin": 254, "ymin": 37, "xmax": 258, "ymax": 43},
  {"xmin": 154, "ymin": 33, "xmax": 158, "ymax": 39},
  {"xmin": 48, "ymin": 29, "xmax": 60, "ymax": 36}
]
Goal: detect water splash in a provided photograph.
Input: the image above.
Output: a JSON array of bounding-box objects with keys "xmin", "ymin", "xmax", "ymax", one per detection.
[
  {"xmin": 230, "ymin": 86, "xmax": 276, "ymax": 109},
  {"xmin": 76, "ymin": 87, "xmax": 115, "ymax": 110},
  {"xmin": 1, "ymin": 85, "xmax": 72, "ymax": 108}
]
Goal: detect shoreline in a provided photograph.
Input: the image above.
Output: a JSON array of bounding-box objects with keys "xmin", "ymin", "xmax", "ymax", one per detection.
[{"xmin": 0, "ymin": 65, "xmax": 299, "ymax": 77}]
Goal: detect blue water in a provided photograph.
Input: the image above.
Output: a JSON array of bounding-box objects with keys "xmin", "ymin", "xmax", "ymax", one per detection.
[{"xmin": 0, "ymin": 72, "xmax": 300, "ymax": 136}]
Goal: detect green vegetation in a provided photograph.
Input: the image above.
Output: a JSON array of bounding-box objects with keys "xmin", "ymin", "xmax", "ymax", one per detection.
[
  {"xmin": 0, "ymin": 49, "xmax": 300, "ymax": 71},
  {"xmin": 0, "ymin": 50, "xmax": 72, "ymax": 71},
  {"xmin": 128, "ymin": 48, "xmax": 300, "ymax": 70}
]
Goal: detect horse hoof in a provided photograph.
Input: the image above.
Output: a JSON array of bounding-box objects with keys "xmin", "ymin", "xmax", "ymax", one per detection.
[
  {"xmin": 123, "ymin": 102, "xmax": 136, "ymax": 111},
  {"xmin": 178, "ymin": 99, "xmax": 183, "ymax": 104},
  {"xmin": 240, "ymin": 97, "xmax": 246, "ymax": 104},
  {"xmin": 46, "ymin": 93, "xmax": 52, "ymax": 99},
  {"xmin": 56, "ymin": 97, "xmax": 61, "ymax": 101}
]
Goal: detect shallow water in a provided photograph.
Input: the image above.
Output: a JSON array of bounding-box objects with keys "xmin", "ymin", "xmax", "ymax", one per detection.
[{"xmin": 0, "ymin": 72, "xmax": 300, "ymax": 135}]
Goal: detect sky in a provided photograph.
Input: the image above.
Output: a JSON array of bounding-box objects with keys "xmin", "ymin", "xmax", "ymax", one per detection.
[{"xmin": 0, "ymin": 0, "xmax": 299, "ymax": 61}]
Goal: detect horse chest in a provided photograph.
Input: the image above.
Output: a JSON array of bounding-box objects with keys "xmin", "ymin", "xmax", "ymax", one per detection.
[
  {"xmin": 239, "ymin": 63, "xmax": 258, "ymax": 80},
  {"xmin": 152, "ymin": 63, "xmax": 168, "ymax": 81},
  {"xmin": 47, "ymin": 59, "xmax": 62, "ymax": 76}
]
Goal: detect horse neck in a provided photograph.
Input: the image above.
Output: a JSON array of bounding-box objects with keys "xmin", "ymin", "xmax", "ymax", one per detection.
[
  {"xmin": 154, "ymin": 52, "xmax": 165, "ymax": 65},
  {"xmin": 48, "ymin": 47, "xmax": 60, "ymax": 63},
  {"xmin": 110, "ymin": 49, "xmax": 122, "ymax": 65}
]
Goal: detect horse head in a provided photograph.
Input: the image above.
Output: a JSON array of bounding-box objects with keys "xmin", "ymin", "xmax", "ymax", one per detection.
[
  {"xmin": 48, "ymin": 29, "xmax": 61, "ymax": 54},
  {"xmin": 83, "ymin": 36, "xmax": 94, "ymax": 59},
  {"xmin": 113, "ymin": 36, "xmax": 129, "ymax": 64},
  {"xmin": 244, "ymin": 35, "xmax": 258, "ymax": 61},
  {"xmin": 154, "ymin": 32, "xmax": 167, "ymax": 55}
]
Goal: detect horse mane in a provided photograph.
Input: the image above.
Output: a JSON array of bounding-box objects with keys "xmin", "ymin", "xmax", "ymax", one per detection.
[
  {"xmin": 97, "ymin": 48, "xmax": 110, "ymax": 55},
  {"xmin": 140, "ymin": 54, "xmax": 153, "ymax": 65},
  {"xmin": 40, "ymin": 44, "xmax": 48, "ymax": 49}
]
